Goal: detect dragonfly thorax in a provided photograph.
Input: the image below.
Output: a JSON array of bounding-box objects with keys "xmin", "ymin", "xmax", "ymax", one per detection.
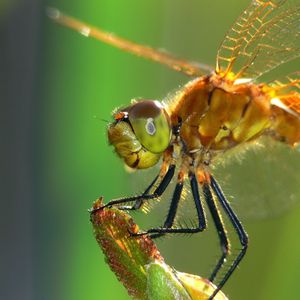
[{"xmin": 169, "ymin": 75, "xmax": 300, "ymax": 156}]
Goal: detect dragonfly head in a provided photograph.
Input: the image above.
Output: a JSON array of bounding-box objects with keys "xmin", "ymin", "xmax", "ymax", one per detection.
[{"xmin": 108, "ymin": 100, "xmax": 172, "ymax": 169}]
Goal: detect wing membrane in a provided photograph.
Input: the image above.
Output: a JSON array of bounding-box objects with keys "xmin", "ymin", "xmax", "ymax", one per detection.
[
  {"xmin": 271, "ymin": 71, "xmax": 300, "ymax": 93},
  {"xmin": 270, "ymin": 71, "xmax": 300, "ymax": 113},
  {"xmin": 280, "ymin": 94, "xmax": 300, "ymax": 115},
  {"xmin": 217, "ymin": 0, "xmax": 300, "ymax": 81},
  {"xmin": 47, "ymin": 8, "xmax": 213, "ymax": 77}
]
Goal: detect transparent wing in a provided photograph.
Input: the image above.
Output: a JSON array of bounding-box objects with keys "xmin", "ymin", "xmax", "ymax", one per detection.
[
  {"xmin": 216, "ymin": 0, "xmax": 300, "ymax": 81},
  {"xmin": 269, "ymin": 71, "xmax": 300, "ymax": 113},
  {"xmin": 271, "ymin": 71, "xmax": 300, "ymax": 93},
  {"xmin": 126, "ymin": 139, "xmax": 300, "ymax": 224},
  {"xmin": 47, "ymin": 7, "xmax": 213, "ymax": 77},
  {"xmin": 129, "ymin": 137, "xmax": 300, "ymax": 222},
  {"xmin": 212, "ymin": 137, "xmax": 300, "ymax": 220}
]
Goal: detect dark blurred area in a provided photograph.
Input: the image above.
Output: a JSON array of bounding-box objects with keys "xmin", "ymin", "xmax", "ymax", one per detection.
[{"xmin": 1, "ymin": 1, "xmax": 40, "ymax": 299}]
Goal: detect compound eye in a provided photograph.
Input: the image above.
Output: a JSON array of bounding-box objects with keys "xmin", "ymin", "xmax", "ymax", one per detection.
[{"xmin": 128, "ymin": 100, "xmax": 171, "ymax": 153}]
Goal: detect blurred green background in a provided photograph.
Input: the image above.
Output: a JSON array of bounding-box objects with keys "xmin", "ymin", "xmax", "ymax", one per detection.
[{"xmin": 2, "ymin": 0, "xmax": 300, "ymax": 299}]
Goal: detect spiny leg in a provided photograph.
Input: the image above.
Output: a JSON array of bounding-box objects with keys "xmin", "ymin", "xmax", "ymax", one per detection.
[
  {"xmin": 119, "ymin": 164, "xmax": 176, "ymax": 210},
  {"xmin": 202, "ymin": 182, "xmax": 230, "ymax": 283},
  {"xmin": 117, "ymin": 175, "xmax": 159, "ymax": 211},
  {"xmin": 132, "ymin": 179, "xmax": 183, "ymax": 238},
  {"xmin": 133, "ymin": 171, "xmax": 207, "ymax": 238},
  {"xmin": 91, "ymin": 164, "xmax": 175, "ymax": 214},
  {"xmin": 190, "ymin": 172, "xmax": 207, "ymax": 232},
  {"xmin": 208, "ymin": 175, "xmax": 248, "ymax": 300}
]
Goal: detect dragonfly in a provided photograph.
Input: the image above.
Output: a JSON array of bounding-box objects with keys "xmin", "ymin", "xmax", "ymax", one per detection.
[{"xmin": 48, "ymin": 1, "xmax": 300, "ymax": 299}]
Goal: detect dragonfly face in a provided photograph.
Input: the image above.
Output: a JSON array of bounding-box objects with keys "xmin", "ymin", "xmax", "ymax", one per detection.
[{"xmin": 108, "ymin": 100, "xmax": 171, "ymax": 169}]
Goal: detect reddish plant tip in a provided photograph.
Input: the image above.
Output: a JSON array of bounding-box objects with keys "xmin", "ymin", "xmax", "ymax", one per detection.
[
  {"xmin": 90, "ymin": 197, "xmax": 163, "ymax": 299},
  {"xmin": 90, "ymin": 198, "xmax": 228, "ymax": 300},
  {"xmin": 91, "ymin": 197, "xmax": 104, "ymax": 210}
]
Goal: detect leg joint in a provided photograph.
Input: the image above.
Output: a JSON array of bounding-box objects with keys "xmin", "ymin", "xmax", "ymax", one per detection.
[
  {"xmin": 241, "ymin": 234, "xmax": 249, "ymax": 247},
  {"xmin": 221, "ymin": 244, "xmax": 230, "ymax": 255}
]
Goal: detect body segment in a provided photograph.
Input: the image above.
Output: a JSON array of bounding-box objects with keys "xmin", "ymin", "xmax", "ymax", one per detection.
[{"xmin": 169, "ymin": 74, "xmax": 300, "ymax": 158}]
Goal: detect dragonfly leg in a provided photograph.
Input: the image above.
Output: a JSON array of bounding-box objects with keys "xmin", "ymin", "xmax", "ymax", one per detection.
[
  {"xmin": 202, "ymin": 182, "xmax": 230, "ymax": 283},
  {"xmin": 132, "ymin": 172, "xmax": 207, "ymax": 239},
  {"xmin": 208, "ymin": 175, "xmax": 248, "ymax": 300},
  {"xmin": 117, "ymin": 174, "xmax": 159, "ymax": 211},
  {"xmin": 90, "ymin": 164, "xmax": 175, "ymax": 213}
]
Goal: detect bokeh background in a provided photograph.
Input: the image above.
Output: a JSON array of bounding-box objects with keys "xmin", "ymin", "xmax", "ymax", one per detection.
[{"xmin": 2, "ymin": 0, "xmax": 300, "ymax": 299}]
